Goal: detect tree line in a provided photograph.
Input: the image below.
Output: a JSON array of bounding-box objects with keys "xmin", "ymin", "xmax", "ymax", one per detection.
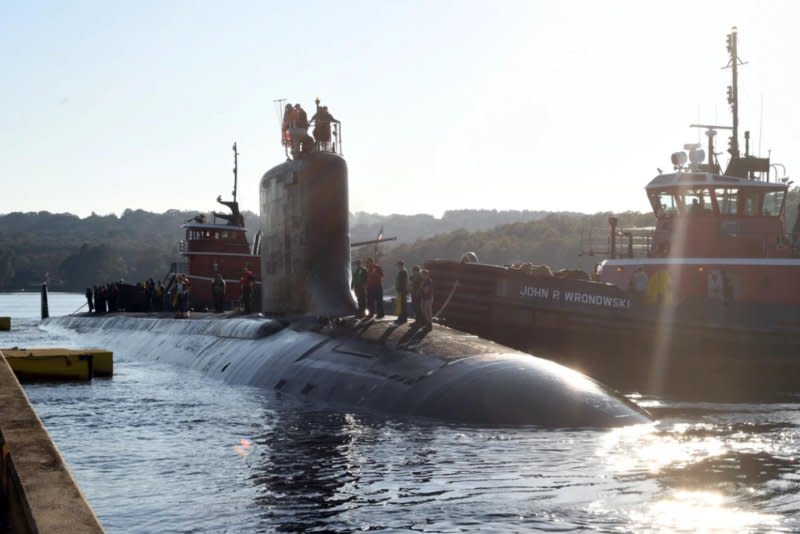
[
  {"xmin": 0, "ymin": 208, "xmax": 546, "ymax": 291},
  {"xmin": 0, "ymin": 209, "xmax": 259, "ymax": 290},
  {"xmin": 371, "ymin": 211, "xmax": 657, "ymax": 277},
  {"xmin": 373, "ymin": 188, "xmax": 800, "ymax": 276},
  {"xmin": 1, "ymin": 190, "xmax": 797, "ymax": 291},
  {"xmin": 349, "ymin": 209, "xmax": 552, "ymax": 244}
]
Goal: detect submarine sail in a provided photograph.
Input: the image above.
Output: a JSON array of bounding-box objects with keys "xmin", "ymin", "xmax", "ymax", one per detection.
[{"xmin": 260, "ymin": 152, "xmax": 355, "ymax": 317}]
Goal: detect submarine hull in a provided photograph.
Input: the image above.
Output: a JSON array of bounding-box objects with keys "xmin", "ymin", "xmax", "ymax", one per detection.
[{"xmin": 45, "ymin": 314, "xmax": 650, "ymax": 427}]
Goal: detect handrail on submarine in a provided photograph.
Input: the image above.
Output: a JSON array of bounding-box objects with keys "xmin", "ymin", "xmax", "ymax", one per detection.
[{"xmin": 283, "ymin": 110, "xmax": 343, "ymax": 159}]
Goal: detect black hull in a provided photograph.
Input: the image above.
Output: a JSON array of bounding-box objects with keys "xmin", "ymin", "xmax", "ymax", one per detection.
[
  {"xmin": 426, "ymin": 260, "xmax": 800, "ymax": 400},
  {"xmin": 44, "ymin": 313, "xmax": 650, "ymax": 428}
]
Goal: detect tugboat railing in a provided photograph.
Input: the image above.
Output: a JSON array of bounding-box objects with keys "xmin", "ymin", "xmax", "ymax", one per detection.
[
  {"xmin": 616, "ymin": 228, "xmax": 655, "ymax": 259},
  {"xmin": 581, "ymin": 226, "xmax": 654, "ymax": 259},
  {"xmin": 583, "ymin": 225, "xmax": 800, "ymax": 259}
]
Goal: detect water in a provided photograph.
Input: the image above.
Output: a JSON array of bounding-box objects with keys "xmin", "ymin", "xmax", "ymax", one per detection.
[{"xmin": 2, "ymin": 292, "xmax": 799, "ymax": 532}]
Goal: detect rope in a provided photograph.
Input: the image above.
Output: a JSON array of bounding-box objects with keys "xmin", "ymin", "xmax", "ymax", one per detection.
[
  {"xmin": 69, "ymin": 301, "xmax": 88, "ymax": 316},
  {"xmin": 433, "ymin": 280, "xmax": 460, "ymax": 321}
]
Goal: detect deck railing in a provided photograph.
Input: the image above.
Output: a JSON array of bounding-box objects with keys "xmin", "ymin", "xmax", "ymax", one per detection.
[
  {"xmin": 580, "ymin": 227, "xmax": 654, "ymax": 259},
  {"xmin": 283, "ymin": 120, "xmax": 343, "ymax": 158},
  {"xmin": 581, "ymin": 226, "xmax": 800, "ymax": 259}
]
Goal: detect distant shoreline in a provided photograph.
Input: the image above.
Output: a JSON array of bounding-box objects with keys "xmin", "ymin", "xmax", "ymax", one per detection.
[{"xmin": 0, "ymin": 290, "xmax": 81, "ymax": 295}]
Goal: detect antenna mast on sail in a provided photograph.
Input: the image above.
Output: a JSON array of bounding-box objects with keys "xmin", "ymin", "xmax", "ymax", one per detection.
[
  {"xmin": 273, "ymin": 98, "xmax": 288, "ymax": 157},
  {"xmin": 273, "ymin": 98, "xmax": 287, "ymax": 120}
]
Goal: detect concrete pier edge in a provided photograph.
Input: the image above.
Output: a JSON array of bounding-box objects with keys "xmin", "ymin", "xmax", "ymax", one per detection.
[{"xmin": 0, "ymin": 356, "xmax": 103, "ymax": 533}]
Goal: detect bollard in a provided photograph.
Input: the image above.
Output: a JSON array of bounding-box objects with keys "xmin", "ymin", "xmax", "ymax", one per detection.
[{"xmin": 41, "ymin": 282, "xmax": 49, "ymax": 320}]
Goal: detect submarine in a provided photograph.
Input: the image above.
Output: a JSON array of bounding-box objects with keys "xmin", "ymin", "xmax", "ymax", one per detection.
[{"xmin": 43, "ymin": 113, "xmax": 650, "ymax": 428}]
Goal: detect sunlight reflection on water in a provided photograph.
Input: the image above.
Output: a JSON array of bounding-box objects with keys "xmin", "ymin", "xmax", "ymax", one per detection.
[
  {"xmin": 598, "ymin": 416, "xmax": 795, "ymax": 532},
  {"xmin": 629, "ymin": 489, "xmax": 780, "ymax": 532}
]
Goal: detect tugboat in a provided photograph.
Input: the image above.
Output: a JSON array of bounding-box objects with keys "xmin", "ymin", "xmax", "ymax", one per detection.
[
  {"xmin": 42, "ymin": 102, "xmax": 650, "ymax": 427},
  {"xmin": 426, "ymin": 29, "xmax": 800, "ymax": 399},
  {"xmin": 176, "ymin": 143, "xmax": 261, "ymax": 311}
]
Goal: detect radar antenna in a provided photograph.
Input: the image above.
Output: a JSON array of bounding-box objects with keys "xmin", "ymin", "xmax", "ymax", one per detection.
[{"xmin": 688, "ymin": 123, "xmax": 731, "ymax": 172}]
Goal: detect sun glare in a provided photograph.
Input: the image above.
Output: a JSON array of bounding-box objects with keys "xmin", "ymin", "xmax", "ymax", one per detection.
[
  {"xmin": 598, "ymin": 421, "xmax": 785, "ymax": 531},
  {"xmin": 629, "ymin": 489, "xmax": 779, "ymax": 532},
  {"xmin": 648, "ymin": 213, "xmax": 691, "ymax": 394}
]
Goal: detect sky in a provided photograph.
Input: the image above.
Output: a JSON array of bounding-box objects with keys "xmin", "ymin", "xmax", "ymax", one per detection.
[{"xmin": 2, "ymin": 1, "xmax": 800, "ymax": 219}]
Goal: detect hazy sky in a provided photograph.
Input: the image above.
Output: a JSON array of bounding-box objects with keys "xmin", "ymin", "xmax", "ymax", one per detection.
[{"xmin": 2, "ymin": 1, "xmax": 799, "ymax": 219}]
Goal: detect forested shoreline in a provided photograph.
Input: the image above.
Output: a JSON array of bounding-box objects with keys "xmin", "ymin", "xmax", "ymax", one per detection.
[
  {"xmin": 1, "ymin": 192, "xmax": 797, "ymax": 291},
  {"xmin": 0, "ymin": 208, "xmax": 592, "ymax": 290}
]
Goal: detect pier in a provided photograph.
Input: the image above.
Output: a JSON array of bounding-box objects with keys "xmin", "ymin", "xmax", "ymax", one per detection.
[
  {"xmin": 2, "ymin": 348, "xmax": 113, "ymax": 381},
  {"xmin": 0, "ymin": 355, "xmax": 104, "ymax": 533}
]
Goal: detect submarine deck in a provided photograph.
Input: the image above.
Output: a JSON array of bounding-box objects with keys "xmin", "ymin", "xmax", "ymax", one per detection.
[
  {"xmin": 49, "ymin": 311, "xmax": 651, "ymax": 426},
  {"xmin": 70, "ymin": 311, "xmax": 510, "ymax": 364}
]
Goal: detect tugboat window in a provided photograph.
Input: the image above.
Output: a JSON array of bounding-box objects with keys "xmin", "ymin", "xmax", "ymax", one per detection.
[
  {"xmin": 650, "ymin": 191, "xmax": 678, "ymax": 216},
  {"xmin": 679, "ymin": 188, "xmax": 710, "ymax": 214},
  {"xmin": 763, "ymin": 190, "xmax": 785, "ymax": 216},
  {"xmin": 714, "ymin": 188, "xmax": 738, "ymax": 215},
  {"xmin": 739, "ymin": 190, "xmax": 760, "ymax": 216}
]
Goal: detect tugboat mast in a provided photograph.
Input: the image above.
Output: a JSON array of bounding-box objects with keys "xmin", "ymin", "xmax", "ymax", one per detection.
[
  {"xmin": 213, "ymin": 142, "xmax": 244, "ymax": 227},
  {"xmin": 724, "ymin": 27, "xmax": 745, "ymax": 160},
  {"xmin": 717, "ymin": 27, "xmax": 769, "ymax": 179},
  {"xmin": 232, "ymin": 142, "xmax": 239, "ymax": 203}
]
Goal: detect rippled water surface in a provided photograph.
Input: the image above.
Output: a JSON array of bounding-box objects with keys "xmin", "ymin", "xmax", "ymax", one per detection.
[{"xmin": 2, "ymin": 292, "xmax": 799, "ymax": 532}]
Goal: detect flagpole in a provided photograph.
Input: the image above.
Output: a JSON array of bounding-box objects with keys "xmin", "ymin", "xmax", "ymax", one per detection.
[{"xmin": 374, "ymin": 225, "xmax": 383, "ymax": 260}]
